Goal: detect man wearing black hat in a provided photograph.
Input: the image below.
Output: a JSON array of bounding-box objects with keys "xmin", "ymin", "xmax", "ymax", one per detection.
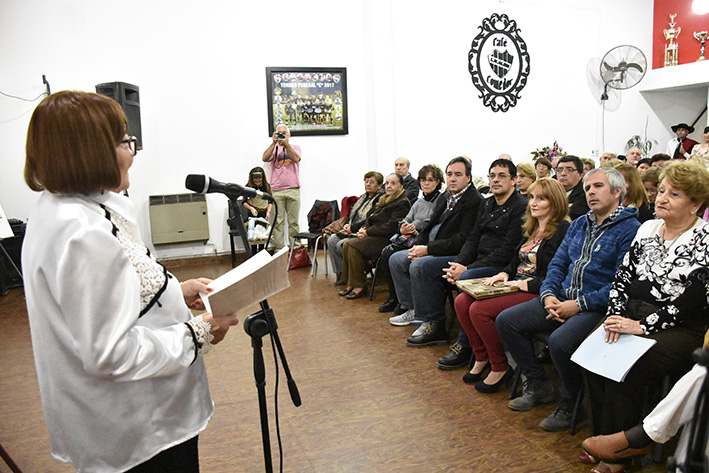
[{"xmin": 666, "ymin": 123, "xmax": 698, "ymax": 160}]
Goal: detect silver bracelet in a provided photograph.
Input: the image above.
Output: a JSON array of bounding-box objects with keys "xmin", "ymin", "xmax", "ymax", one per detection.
[{"xmin": 186, "ymin": 315, "xmax": 215, "ymax": 356}]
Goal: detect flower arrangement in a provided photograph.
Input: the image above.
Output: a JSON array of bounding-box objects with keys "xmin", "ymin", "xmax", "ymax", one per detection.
[{"xmin": 530, "ymin": 141, "xmax": 566, "ymax": 162}]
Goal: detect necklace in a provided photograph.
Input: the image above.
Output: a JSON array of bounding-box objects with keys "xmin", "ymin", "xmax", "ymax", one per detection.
[{"xmin": 660, "ymin": 219, "xmax": 697, "ymax": 258}]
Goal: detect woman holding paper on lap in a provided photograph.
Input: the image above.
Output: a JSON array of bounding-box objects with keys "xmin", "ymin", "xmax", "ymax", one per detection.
[
  {"xmin": 454, "ymin": 178, "xmax": 570, "ymax": 393},
  {"xmin": 582, "ymin": 161, "xmax": 709, "ymax": 473},
  {"xmin": 22, "ymin": 91, "xmax": 239, "ymax": 472}
]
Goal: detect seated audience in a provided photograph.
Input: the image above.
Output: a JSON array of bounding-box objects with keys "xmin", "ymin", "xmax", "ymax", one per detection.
[
  {"xmin": 636, "ymin": 158, "xmax": 651, "ymax": 174},
  {"xmin": 241, "ymin": 167, "xmax": 273, "ymax": 222},
  {"xmin": 556, "ymin": 155, "xmax": 590, "ymax": 220},
  {"xmin": 400, "ymin": 159, "xmax": 527, "ymax": 350},
  {"xmin": 516, "ymin": 162, "xmax": 536, "ymax": 197},
  {"xmin": 455, "ymin": 178, "xmax": 570, "ymax": 393},
  {"xmin": 650, "ymin": 153, "xmax": 671, "ymax": 167},
  {"xmin": 584, "ymin": 161, "xmax": 709, "ymax": 473},
  {"xmin": 379, "ymin": 164, "xmax": 443, "ymax": 313},
  {"xmin": 496, "ymin": 167, "xmax": 640, "ymax": 432},
  {"xmin": 327, "ymin": 171, "xmax": 383, "ymax": 285},
  {"xmin": 581, "ymin": 157, "xmax": 596, "ymax": 174},
  {"xmin": 338, "ymin": 173, "xmax": 410, "ymax": 299},
  {"xmin": 535, "ymin": 158, "xmax": 553, "ymax": 179},
  {"xmin": 387, "ymin": 157, "xmax": 482, "ymax": 323},
  {"xmin": 615, "ymin": 163, "xmax": 653, "ymax": 223},
  {"xmin": 601, "ymin": 158, "xmax": 623, "ymax": 169}
]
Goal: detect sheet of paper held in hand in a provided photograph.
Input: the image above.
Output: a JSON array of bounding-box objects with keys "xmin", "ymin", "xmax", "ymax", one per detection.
[
  {"xmin": 571, "ymin": 324, "xmax": 656, "ymax": 382},
  {"xmin": 199, "ymin": 247, "xmax": 290, "ymax": 317}
]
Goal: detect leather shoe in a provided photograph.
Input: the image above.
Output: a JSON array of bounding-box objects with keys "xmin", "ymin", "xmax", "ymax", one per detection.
[
  {"xmin": 338, "ymin": 287, "xmax": 353, "ymax": 296},
  {"xmin": 582, "ymin": 432, "xmax": 653, "ymax": 463},
  {"xmin": 334, "ymin": 273, "xmax": 346, "ymax": 286},
  {"xmin": 345, "ymin": 288, "xmax": 366, "ymax": 300},
  {"xmin": 378, "ymin": 298, "xmax": 397, "ymax": 313},
  {"xmin": 438, "ymin": 342, "xmax": 473, "ymax": 370},
  {"xmin": 578, "ymin": 452, "xmax": 595, "ymax": 464},
  {"xmin": 474, "ymin": 367, "xmax": 512, "ymax": 393},
  {"xmin": 406, "ymin": 321, "xmax": 448, "ymax": 347},
  {"xmin": 462, "ymin": 361, "xmax": 490, "ymax": 383},
  {"xmin": 393, "ymin": 303, "xmax": 406, "ymax": 315}
]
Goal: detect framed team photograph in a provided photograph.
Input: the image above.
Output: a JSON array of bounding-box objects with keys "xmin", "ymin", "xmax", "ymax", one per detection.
[{"xmin": 265, "ymin": 66, "xmax": 348, "ymax": 136}]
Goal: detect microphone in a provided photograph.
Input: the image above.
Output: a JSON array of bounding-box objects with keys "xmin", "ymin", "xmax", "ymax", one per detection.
[{"xmin": 185, "ymin": 174, "xmax": 274, "ymax": 201}]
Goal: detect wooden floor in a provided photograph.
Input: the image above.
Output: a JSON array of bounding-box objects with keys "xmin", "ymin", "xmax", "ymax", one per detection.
[{"xmin": 0, "ymin": 255, "xmax": 669, "ymax": 472}]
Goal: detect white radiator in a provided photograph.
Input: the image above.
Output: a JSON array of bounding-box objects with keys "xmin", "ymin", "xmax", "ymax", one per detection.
[{"xmin": 148, "ymin": 193, "xmax": 209, "ymax": 244}]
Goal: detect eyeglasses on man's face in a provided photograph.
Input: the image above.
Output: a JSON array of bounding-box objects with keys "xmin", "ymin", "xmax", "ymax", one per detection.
[
  {"xmin": 556, "ymin": 166, "xmax": 578, "ymax": 174},
  {"xmin": 119, "ymin": 137, "xmax": 138, "ymax": 156}
]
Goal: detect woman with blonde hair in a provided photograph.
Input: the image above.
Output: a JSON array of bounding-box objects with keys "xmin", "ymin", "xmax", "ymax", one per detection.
[
  {"xmin": 615, "ymin": 163, "xmax": 653, "ymax": 222},
  {"xmin": 454, "ymin": 178, "xmax": 571, "ymax": 392},
  {"xmin": 516, "ymin": 162, "xmax": 536, "ymax": 196}
]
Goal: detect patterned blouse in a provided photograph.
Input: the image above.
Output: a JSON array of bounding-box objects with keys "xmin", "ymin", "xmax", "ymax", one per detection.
[{"xmin": 606, "ymin": 218, "xmax": 709, "ymax": 334}]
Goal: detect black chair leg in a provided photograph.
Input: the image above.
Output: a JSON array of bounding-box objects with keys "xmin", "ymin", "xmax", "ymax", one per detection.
[{"xmin": 569, "ymin": 386, "xmax": 585, "ymax": 435}]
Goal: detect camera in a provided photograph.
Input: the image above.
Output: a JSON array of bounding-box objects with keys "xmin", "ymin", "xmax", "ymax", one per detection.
[{"xmin": 276, "ymin": 131, "xmax": 286, "ymax": 139}]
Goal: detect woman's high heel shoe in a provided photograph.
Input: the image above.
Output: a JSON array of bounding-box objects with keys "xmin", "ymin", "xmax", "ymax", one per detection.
[
  {"xmin": 462, "ymin": 361, "xmax": 490, "ymax": 384},
  {"xmin": 338, "ymin": 287, "xmax": 353, "ymax": 296},
  {"xmin": 474, "ymin": 367, "xmax": 512, "ymax": 393}
]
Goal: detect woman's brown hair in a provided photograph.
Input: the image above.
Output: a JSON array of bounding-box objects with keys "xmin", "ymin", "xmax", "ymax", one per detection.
[
  {"xmin": 522, "ymin": 178, "xmax": 570, "ymax": 241},
  {"xmin": 246, "ymin": 166, "xmax": 272, "ymax": 194},
  {"xmin": 25, "ymin": 90, "xmax": 127, "ymax": 194},
  {"xmin": 615, "ymin": 163, "xmax": 649, "ymax": 208}
]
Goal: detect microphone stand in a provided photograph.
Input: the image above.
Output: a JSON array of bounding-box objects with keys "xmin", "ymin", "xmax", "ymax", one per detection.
[{"xmin": 229, "ymin": 196, "xmax": 301, "ymax": 473}]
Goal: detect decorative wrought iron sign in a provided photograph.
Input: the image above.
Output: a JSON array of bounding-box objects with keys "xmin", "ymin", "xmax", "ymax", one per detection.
[{"xmin": 468, "ymin": 13, "xmax": 530, "ymax": 112}]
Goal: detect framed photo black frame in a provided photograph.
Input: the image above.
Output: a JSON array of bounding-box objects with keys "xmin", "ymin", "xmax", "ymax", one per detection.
[{"xmin": 265, "ymin": 67, "xmax": 348, "ymax": 136}]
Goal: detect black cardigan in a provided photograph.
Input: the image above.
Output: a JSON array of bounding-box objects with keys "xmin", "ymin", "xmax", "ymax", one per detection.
[{"xmin": 501, "ymin": 219, "xmax": 571, "ymax": 294}]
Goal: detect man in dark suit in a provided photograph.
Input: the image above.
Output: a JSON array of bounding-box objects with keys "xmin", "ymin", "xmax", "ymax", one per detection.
[
  {"xmin": 388, "ymin": 157, "xmax": 483, "ymax": 340},
  {"xmin": 556, "ymin": 155, "xmax": 589, "ymax": 220},
  {"xmin": 403, "ymin": 159, "xmax": 527, "ymax": 355}
]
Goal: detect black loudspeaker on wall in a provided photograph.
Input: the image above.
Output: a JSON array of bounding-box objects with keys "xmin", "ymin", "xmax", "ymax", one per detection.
[{"xmin": 95, "ymin": 82, "xmax": 143, "ymax": 150}]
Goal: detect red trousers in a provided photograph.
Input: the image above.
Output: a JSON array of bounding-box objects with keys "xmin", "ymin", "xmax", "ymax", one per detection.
[{"xmin": 454, "ymin": 291, "xmax": 538, "ymax": 372}]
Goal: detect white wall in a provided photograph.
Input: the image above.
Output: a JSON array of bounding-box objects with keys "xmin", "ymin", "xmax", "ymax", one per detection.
[{"xmin": 1, "ymin": 0, "xmax": 660, "ymax": 258}]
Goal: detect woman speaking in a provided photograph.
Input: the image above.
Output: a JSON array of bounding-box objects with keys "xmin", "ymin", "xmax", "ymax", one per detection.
[{"xmin": 22, "ymin": 91, "xmax": 239, "ymax": 472}]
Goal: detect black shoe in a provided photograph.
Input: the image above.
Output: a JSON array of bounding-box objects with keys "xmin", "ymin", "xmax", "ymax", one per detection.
[
  {"xmin": 334, "ymin": 273, "xmax": 346, "ymax": 286},
  {"xmin": 462, "ymin": 361, "xmax": 490, "ymax": 383},
  {"xmin": 378, "ymin": 298, "xmax": 398, "ymax": 313},
  {"xmin": 407, "ymin": 321, "xmax": 448, "ymax": 347},
  {"xmin": 393, "ymin": 303, "xmax": 406, "ymax": 315},
  {"xmin": 438, "ymin": 342, "xmax": 473, "ymax": 370},
  {"xmin": 474, "ymin": 367, "xmax": 513, "ymax": 393}
]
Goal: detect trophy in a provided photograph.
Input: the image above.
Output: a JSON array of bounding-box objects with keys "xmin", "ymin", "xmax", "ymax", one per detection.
[
  {"xmin": 695, "ymin": 31, "xmax": 708, "ymax": 61},
  {"xmin": 664, "ymin": 14, "xmax": 681, "ymax": 67}
]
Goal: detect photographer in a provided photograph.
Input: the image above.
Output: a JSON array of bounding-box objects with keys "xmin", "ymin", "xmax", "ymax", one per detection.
[{"xmin": 262, "ymin": 124, "xmax": 302, "ymax": 249}]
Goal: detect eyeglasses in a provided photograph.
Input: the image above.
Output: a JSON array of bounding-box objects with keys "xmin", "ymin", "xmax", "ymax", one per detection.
[
  {"xmin": 487, "ymin": 173, "xmax": 511, "ymax": 180},
  {"xmin": 419, "ymin": 178, "xmax": 439, "ymax": 183},
  {"xmin": 556, "ymin": 166, "xmax": 578, "ymax": 174},
  {"xmin": 119, "ymin": 137, "xmax": 138, "ymax": 156}
]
